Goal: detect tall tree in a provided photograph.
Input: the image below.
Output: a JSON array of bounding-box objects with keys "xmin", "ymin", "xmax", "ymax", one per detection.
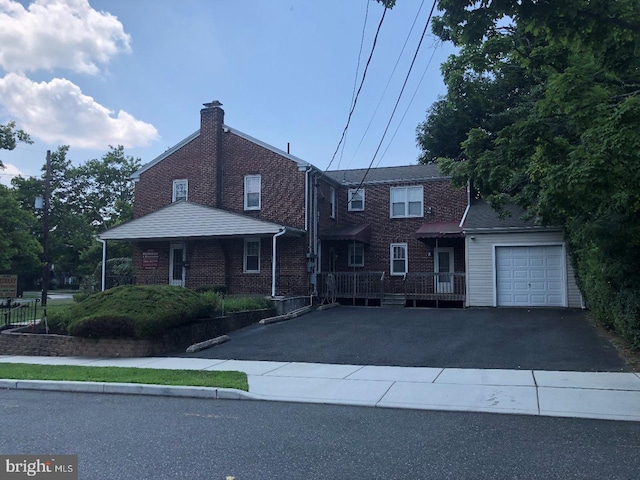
[
  {"xmin": 0, "ymin": 121, "xmax": 32, "ymax": 169},
  {"xmin": 11, "ymin": 146, "xmax": 141, "ymax": 282},
  {"xmin": 420, "ymin": 0, "xmax": 640, "ymax": 345}
]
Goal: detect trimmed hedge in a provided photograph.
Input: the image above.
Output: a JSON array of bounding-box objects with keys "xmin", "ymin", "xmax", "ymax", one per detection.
[{"xmin": 49, "ymin": 285, "xmax": 222, "ymax": 340}]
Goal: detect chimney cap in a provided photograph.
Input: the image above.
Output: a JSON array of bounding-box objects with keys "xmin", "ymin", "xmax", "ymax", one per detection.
[{"xmin": 203, "ymin": 100, "xmax": 223, "ymax": 109}]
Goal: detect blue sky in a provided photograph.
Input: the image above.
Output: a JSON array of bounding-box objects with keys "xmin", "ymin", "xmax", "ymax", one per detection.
[{"xmin": 0, "ymin": 0, "xmax": 457, "ymax": 185}]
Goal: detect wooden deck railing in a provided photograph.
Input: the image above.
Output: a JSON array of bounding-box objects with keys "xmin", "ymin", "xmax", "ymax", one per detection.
[
  {"xmin": 403, "ymin": 272, "xmax": 466, "ymax": 302},
  {"xmin": 317, "ymin": 271, "xmax": 385, "ymax": 302}
]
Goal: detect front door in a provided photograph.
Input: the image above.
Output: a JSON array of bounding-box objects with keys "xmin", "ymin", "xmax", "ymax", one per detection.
[
  {"xmin": 169, "ymin": 244, "xmax": 185, "ymax": 287},
  {"xmin": 435, "ymin": 247, "xmax": 454, "ymax": 293}
]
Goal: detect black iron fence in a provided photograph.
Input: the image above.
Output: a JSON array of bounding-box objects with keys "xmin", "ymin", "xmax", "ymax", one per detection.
[{"xmin": 1, "ymin": 298, "xmax": 40, "ymax": 327}]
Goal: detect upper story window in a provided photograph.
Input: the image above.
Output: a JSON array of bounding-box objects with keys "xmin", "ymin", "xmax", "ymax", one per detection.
[
  {"xmin": 348, "ymin": 242, "xmax": 364, "ymax": 267},
  {"xmin": 244, "ymin": 238, "xmax": 260, "ymax": 273},
  {"xmin": 390, "ymin": 185, "xmax": 423, "ymax": 218},
  {"xmin": 329, "ymin": 187, "xmax": 336, "ymax": 219},
  {"xmin": 244, "ymin": 175, "xmax": 261, "ymax": 210},
  {"xmin": 348, "ymin": 188, "xmax": 365, "ymax": 212},
  {"xmin": 172, "ymin": 179, "xmax": 188, "ymax": 202}
]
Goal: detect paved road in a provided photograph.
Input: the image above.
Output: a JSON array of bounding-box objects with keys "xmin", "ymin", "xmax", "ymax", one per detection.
[
  {"xmin": 2, "ymin": 390, "xmax": 640, "ymax": 479},
  {"xmin": 179, "ymin": 307, "xmax": 627, "ymax": 371}
]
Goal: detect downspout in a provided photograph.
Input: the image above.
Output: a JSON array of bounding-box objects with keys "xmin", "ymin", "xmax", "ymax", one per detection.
[
  {"xmin": 304, "ymin": 167, "xmax": 310, "ymax": 232},
  {"xmin": 313, "ymin": 173, "xmax": 319, "ymax": 295},
  {"xmin": 97, "ymin": 237, "xmax": 107, "ymax": 291},
  {"xmin": 272, "ymin": 227, "xmax": 287, "ymax": 297}
]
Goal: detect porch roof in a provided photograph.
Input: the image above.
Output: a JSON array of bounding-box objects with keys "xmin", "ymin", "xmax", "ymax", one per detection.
[
  {"xmin": 415, "ymin": 221, "xmax": 463, "ymax": 239},
  {"xmin": 98, "ymin": 201, "xmax": 304, "ymax": 241},
  {"xmin": 321, "ymin": 224, "xmax": 372, "ymax": 244}
]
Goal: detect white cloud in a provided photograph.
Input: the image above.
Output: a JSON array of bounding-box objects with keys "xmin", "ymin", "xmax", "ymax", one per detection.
[
  {"xmin": 0, "ymin": 73, "xmax": 159, "ymax": 148},
  {"xmin": 0, "ymin": 0, "xmax": 131, "ymax": 75},
  {"xmin": 0, "ymin": 163, "xmax": 25, "ymax": 186}
]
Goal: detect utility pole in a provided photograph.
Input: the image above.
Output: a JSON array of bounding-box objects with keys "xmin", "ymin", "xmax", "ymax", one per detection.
[{"xmin": 41, "ymin": 150, "xmax": 51, "ymax": 307}]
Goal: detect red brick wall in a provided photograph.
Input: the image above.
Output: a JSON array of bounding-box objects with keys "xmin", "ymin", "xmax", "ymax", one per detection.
[{"xmin": 319, "ymin": 178, "xmax": 467, "ymax": 289}]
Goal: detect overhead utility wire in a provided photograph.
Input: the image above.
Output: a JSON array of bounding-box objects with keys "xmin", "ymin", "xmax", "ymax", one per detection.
[
  {"xmin": 337, "ymin": 0, "xmax": 370, "ymax": 170},
  {"xmin": 345, "ymin": 0, "xmax": 427, "ymax": 170},
  {"xmin": 377, "ymin": 40, "xmax": 441, "ymax": 167},
  {"xmin": 324, "ymin": 4, "xmax": 388, "ymax": 173},
  {"xmin": 351, "ymin": 0, "xmax": 437, "ymax": 194}
]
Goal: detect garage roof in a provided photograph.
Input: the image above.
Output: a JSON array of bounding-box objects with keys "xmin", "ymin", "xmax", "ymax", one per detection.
[{"xmin": 462, "ymin": 200, "xmax": 558, "ymax": 232}]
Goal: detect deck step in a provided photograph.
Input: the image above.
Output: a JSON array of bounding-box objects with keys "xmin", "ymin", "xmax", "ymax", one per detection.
[{"xmin": 381, "ymin": 296, "xmax": 405, "ymax": 308}]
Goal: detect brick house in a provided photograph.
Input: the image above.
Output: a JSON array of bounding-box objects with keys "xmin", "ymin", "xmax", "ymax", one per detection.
[{"xmin": 98, "ymin": 101, "xmax": 581, "ymax": 308}]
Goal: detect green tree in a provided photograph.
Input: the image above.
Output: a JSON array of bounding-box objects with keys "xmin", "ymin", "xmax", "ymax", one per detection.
[
  {"xmin": 11, "ymin": 145, "xmax": 141, "ymax": 283},
  {"xmin": 0, "ymin": 121, "xmax": 32, "ymax": 169},
  {"xmin": 0, "ymin": 185, "xmax": 42, "ymax": 282},
  {"xmin": 421, "ymin": 0, "xmax": 640, "ymax": 346}
]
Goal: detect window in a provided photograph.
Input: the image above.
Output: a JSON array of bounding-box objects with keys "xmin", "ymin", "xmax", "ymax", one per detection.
[
  {"xmin": 172, "ymin": 179, "xmax": 188, "ymax": 202},
  {"xmin": 390, "ymin": 186, "xmax": 423, "ymax": 218},
  {"xmin": 329, "ymin": 187, "xmax": 336, "ymax": 219},
  {"xmin": 244, "ymin": 175, "xmax": 261, "ymax": 210},
  {"xmin": 244, "ymin": 239, "xmax": 260, "ymax": 273},
  {"xmin": 348, "ymin": 243, "xmax": 364, "ymax": 267},
  {"xmin": 348, "ymin": 188, "xmax": 364, "ymax": 211},
  {"xmin": 390, "ymin": 243, "xmax": 408, "ymax": 276}
]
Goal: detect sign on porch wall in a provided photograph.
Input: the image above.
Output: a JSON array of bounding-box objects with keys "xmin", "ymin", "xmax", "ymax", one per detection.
[
  {"xmin": 0, "ymin": 274, "xmax": 18, "ymax": 298},
  {"xmin": 142, "ymin": 250, "xmax": 160, "ymax": 270}
]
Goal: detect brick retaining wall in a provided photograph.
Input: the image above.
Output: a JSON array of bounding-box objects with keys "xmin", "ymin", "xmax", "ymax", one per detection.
[{"xmin": 0, "ymin": 309, "xmax": 275, "ymax": 358}]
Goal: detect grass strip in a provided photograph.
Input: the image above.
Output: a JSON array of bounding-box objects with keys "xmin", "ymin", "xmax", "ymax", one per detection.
[{"xmin": 0, "ymin": 363, "xmax": 248, "ymax": 391}]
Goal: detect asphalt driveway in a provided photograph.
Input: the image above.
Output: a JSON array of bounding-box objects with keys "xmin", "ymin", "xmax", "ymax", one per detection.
[{"xmin": 177, "ymin": 307, "xmax": 628, "ymax": 372}]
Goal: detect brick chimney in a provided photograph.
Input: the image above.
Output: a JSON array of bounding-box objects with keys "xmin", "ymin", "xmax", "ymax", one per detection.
[{"xmin": 200, "ymin": 101, "xmax": 225, "ymax": 207}]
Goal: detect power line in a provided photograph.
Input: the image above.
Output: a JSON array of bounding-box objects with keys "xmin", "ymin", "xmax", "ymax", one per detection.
[
  {"xmin": 351, "ymin": 0, "xmax": 437, "ymax": 194},
  {"xmin": 337, "ymin": 0, "xmax": 370, "ymax": 170},
  {"xmin": 324, "ymin": 3, "xmax": 389, "ymax": 172},
  {"xmin": 377, "ymin": 39, "xmax": 441, "ymax": 166},
  {"xmin": 345, "ymin": 0, "xmax": 427, "ymax": 170}
]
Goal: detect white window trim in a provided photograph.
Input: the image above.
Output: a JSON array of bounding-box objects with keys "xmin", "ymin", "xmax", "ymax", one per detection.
[
  {"xmin": 329, "ymin": 187, "xmax": 336, "ymax": 219},
  {"xmin": 172, "ymin": 179, "xmax": 188, "ymax": 202},
  {"xmin": 244, "ymin": 238, "xmax": 260, "ymax": 273},
  {"xmin": 390, "ymin": 243, "xmax": 408, "ymax": 276},
  {"xmin": 348, "ymin": 242, "xmax": 364, "ymax": 267},
  {"xmin": 244, "ymin": 175, "xmax": 261, "ymax": 211},
  {"xmin": 348, "ymin": 188, "xmax": 365, "ymax": 212},
  {"xmin": 390, "ymin": 185, "xmax": 423, "ymax": 218}
]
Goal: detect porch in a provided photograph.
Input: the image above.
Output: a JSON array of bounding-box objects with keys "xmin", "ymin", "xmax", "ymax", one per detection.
[{"xmin": 316, "ymin": 271, "xmax": 465, "ymax": 307}]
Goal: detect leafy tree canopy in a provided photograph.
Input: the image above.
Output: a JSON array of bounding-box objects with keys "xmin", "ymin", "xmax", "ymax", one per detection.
[
  {"xmin": 419, "ymin": 0, "xmax": 640, "ymax": 345},
  {"xmin": 0, "ymin": 121, "xmax": 32, "ymax": 169}
]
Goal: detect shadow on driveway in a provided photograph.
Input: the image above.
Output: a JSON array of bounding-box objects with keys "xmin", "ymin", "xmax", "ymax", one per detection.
[{"xmin": 176, "ymin": 307, "xmax": 628, "ymax": 372}]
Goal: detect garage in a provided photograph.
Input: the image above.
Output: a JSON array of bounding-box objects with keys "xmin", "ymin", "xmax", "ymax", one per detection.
[{"xmin": 495, "ymin": 245, "xmax": 565, "ymax": 307}]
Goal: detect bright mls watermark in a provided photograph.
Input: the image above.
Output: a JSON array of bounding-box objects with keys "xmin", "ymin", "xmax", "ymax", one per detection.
[{"xmin": 0, "ymin": 456, "xmax": 77, "ymax": 479}]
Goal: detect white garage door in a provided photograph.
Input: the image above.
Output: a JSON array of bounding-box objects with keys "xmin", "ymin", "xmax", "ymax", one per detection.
[{"xmin": 495, "ymin": 246, "xmax": 565, "ymax": 306}]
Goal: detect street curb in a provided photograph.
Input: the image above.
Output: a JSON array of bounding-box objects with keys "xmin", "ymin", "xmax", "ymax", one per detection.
[
  {"xmin": 316, "ymin": 302, "xmax": 340, "ymax": 311},
  {"xmin": 0, "ymin": 378, "xmax": 254, "ymax": 401},
  {"xmin": 259, "ymin": 305, "xmax": 313, "ymax": 325},
  {"xmin": 186, "ymin": 335, "xmax": 230, "ymax": 353}
]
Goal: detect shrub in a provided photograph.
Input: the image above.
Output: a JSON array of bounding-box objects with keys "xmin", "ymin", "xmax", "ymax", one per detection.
[
  {"xmin": 48, "ymin": 285, "xmax": 220, "ymax": 340},
  {"xmin": 195, "ymin": 284, "xmax": 228, "ymax": 295},
  {"xmin": 224, "ymin": 296, "xmax": 272, "ymax": 313}
]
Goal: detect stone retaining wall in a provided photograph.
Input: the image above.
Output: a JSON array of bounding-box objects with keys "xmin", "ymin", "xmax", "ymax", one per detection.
[{"xmin": 0, "ymin": 309, "xmax": 275, "ymax": 358}]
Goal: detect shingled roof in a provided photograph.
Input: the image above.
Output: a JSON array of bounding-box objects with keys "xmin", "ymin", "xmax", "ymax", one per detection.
[
  {"xmin": 462, "ymin": 200, "xmax": 558, "ymax": 232},
  {"xmin": 324, "ymin": 164, "xmax": 445, "ymax": 186}
]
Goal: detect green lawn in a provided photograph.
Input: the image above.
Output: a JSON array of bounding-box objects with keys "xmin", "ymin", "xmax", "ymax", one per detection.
[{"xmin": 0, "ymin": 363, "xmax": 248, "ymax": 391}]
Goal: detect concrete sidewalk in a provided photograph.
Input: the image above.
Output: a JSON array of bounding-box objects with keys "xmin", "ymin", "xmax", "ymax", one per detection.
[{"xmin": 1, "ymin": 355, "xmax": 639, "ymax": 422}]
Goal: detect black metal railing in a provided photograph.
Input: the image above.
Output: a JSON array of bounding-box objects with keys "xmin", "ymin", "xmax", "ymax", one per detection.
[{"xmin": 1, "ymin": 298, "xmax": 40, "ymax": 327}]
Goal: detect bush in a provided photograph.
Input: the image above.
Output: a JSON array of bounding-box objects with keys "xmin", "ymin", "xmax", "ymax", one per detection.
[
  {"xmin": 195, "ymin": 284, "xmax": 228, "ymax": 295},
  {"xmin": 48, "ymin": 285, "xmax": 220, "ymax": 340},
  {"xmin": 224, "ymin": 296, "xmax": 272, "ymax": 313}
]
